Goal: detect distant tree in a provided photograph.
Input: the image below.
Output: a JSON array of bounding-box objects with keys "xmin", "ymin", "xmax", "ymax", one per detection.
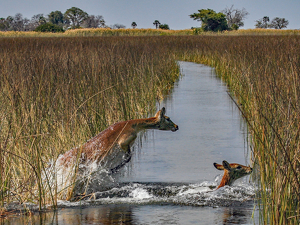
[
  {"xmin": 33, "ymin": 14, "xmax": 46, "ymax": 25},
  {"xmin": 6, "ymin": 16, "xmax": 15, "ymax": 30},
  {"xmin": 11, "ymin": 13, "xmax": 22, "ymax": 31},
  {"xmin": 48, "ymin": 10, "xmax": 64, "ymax": 26},
  {"xmin": 64, "ymin": 7, "xmax": 88, "ymax": 28},
  {"xmin": 190, "ymin": 9, "xmax": 228, "ymax": 32},
  {"xmin": 0, "ymin": 18, "xmax": 5, "ymax": 30},
  {"xmin": 12, "ymin": 13, "xmax": 23, "ymax": 31},
  {"xmin": 231, "ymin": 24, "xmax": 239, "ymax": 30},
  {"xmin": 34, "ymin": 22, "xmax": 64, "ymax": 32},
  {"xmin": 0, "ymin": 17, "xmax": 11, "ymax": 31},
  {"xmin": 131, "ymin": 21, "xmax": 137, "ymax": 29},
  {"xmin": 159, "ymin": 24, "xmax": 170, "ymax": 30},
  {"xmin": 262, "ymin": 16, "xmax": 270, "ymax": 24},
  {"xmin": 254, "ymin": 20, "xmax": 263, "ymax": 28},
  {"xmin": 112, "ymin": 23, "xmax": 126, "ymax": 29},
  {"xmin": 82, "ymin": 15, "xmax": 106, "ymax": 28},
  {"xmin": 5, "ymin": 13, "xmax": 30, "ymax": 31},
  {"xmin": 26, "ymin": 14, "xmax": 46, "ymax": 30},
  {"xmin": 222, "ymin": 5, "xmax": 248, "ymax": 30},
  {"xmin": 153, "ymin": 20, "xmax": 160, "ymax": 29},
  {"xmin": 255, "ymin": 16, "xmax": 270, "ymax": 28},
  {"xmin": 269, "ymin": 17, "xmax": 289, "ymax": 29}
]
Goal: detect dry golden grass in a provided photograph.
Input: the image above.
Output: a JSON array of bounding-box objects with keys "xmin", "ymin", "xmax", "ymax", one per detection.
[
  {"xmin": 1, "ymin": 34, "xmax": 300, "ymax": 224},
  {"xmin": 180, "ymin": 35, "xmax": 300, "ymax": 224},
  {"xmin": 1, "ymin": 28, "xmax": 300, "ymax": 38},
  {"xmin": 64, "ymin": 28, "xmax": 194, "ymax": 36},
  {"xmin": 0, "ymin": 36, "xmax": 179, "ymax": 210}
]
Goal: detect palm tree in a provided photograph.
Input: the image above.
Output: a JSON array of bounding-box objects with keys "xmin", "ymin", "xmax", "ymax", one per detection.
[
  {"xmin": 131, "ymin": 22, "xmax": 137, "ymax": 29},
  {"xmin": 153, "ymin": 20, "xmax": 160, "ymax": 29}
]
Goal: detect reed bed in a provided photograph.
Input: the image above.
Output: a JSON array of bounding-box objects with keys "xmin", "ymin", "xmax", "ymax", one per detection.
[
  {"xmin": 0, "ymin": 28, "xmax": 194, "ymax": 38},
  {"xmin": 1, "ymin": 34, "xmax": 299, "ymax": 224},
  {"xmin": 1, "ymin": 28, "xmax": 300, "ymax": 38},
  {"xmin": 222, "ymin": 28, "xmax": 300, "ymax": 36},
  {"xmin": 0, "ymin": 31, "xmax": 61, "ymax": 37},
  {"xmin": 64, "ymin": 28, "xmax": 194, "ymax": 36},
  {"xmin": 0, "ymin": 36, "xmax": 179, "ymax": 211},
  {"xmin": 179, "ymin": 35, "xmax": 300, "ymax": 224}
]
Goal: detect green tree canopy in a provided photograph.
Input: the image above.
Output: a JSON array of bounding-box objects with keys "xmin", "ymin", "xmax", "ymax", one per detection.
[
  {"xmin": 34, "ymin": 22, "xmax": 64, "ymax": 32},
  {"xmin": 0, "ymin": 17, "xmax": 11, "ymax": 31},
  {"xmin": 64, "ymin": 7, "xmax": 88, "ymax": 28},
  {"xmin": 48, "ymin": 10, "xmax": 64, "ymax": 25},
  {"xmin": 153, "ymin": 20, "xmax": 160, "ymax": 29},
  {"xmin": 131, "ymin": 21, "xmax": 137, "ymax": 29},
  {"xmin": 159, "ymin": 24, "xmax": 170, "ymax": 30},
  {"xmin": 190, "ymin": 9, "xmax": 228, "ymax": 32}
]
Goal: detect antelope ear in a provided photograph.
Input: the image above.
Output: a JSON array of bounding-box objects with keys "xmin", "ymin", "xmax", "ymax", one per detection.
[
  {"xmin": 155, "ymin": 107, "xmax": 166, "ymax": 120},
  {"xmin": 213, "ymin": 163, "xmax": 224, "ymax": 170},
  {"xmin": 222, "ymin": 160, "xmax": 231, "ymax": 171}
]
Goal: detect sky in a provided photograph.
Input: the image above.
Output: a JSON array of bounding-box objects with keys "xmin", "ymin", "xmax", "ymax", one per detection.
[{"xmin": 0, "ymin": 0, "xmax": 299, "ymax": 30}]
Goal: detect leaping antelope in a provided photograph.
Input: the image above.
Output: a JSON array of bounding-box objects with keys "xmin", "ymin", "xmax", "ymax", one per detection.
[{"xmin": 56, "ymin": 107, "xmax": 178, "ymax": 173}]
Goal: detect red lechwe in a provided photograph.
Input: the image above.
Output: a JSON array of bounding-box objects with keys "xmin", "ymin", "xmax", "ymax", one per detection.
[{"xmin": 213, "ymin": 160, "xmax": 252, "ymax": 189}]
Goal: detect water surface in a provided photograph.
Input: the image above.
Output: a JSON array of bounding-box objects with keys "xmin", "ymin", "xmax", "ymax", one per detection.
[
  {"xmin": 2, "ymin": 62, "xmax": 258, "ymax": 225},
  {"xmin": 119, "ymin": 62, "xmax": 251, "ymax": 184}
]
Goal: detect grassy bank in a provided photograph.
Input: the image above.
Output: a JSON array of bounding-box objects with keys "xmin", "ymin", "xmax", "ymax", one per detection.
[
  {"xmin": 1, "ymin": 28, "xmax": 300, "ymax": 38},
  {"xmin": 0, "ymin": 28, "xmax": 194, "ymax": 37}
]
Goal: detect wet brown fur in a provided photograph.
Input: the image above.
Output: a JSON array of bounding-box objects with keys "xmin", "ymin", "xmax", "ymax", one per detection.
[
  {"xmin": 57, "ymin": 108, "xmax": 178, "ymax": 170},
  {"xmin": 213, "ymin": 160, "xmax": 252, "ymax": 189}
]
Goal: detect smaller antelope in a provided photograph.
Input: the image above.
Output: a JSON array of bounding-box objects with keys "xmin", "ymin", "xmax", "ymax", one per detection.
[{"xmin": 213, "ymin": 160, "xmax": 252, "ymax": 189}]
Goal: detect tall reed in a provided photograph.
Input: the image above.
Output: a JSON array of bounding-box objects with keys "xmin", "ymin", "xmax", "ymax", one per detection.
[
  {"xmin": 179, "ymin": 35, "xmax": 300, "ymax": 224},
  {"xmin": 0, "ymin": 36, "xmax": 179, "ymax": 210},
  {"xmin": 1, "ymin": 35, "xmax": 299, "ymax": 224}
]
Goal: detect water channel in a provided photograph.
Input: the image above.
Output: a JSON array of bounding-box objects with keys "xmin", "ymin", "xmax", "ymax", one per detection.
[{"xmin": 2, "ymin": 62, "xmax": 259, "ymax": 224}]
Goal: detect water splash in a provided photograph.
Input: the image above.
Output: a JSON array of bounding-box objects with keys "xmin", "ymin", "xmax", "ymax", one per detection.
[
  {"xmin": 53, "ymin": 177, "xmax": 257, "ymax": 208},
  {"xmin": 43, "ymin": 147, "xmax": 131, "ymax": 198}
]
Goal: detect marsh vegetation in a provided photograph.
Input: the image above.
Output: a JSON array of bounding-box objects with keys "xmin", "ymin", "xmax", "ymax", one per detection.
[
  {"xmin": 0, "ymin": 36, "xmax": 179, "ymax": 211},
  {"xmin": 0, "ymin": 34, "xmax": 299, "ymax": 224},
  {"xmin": 1, "ymin": 28, "xmax": 300, "ymax": 38},
  {"xmin": 181, "ymin": 35, "xmax": 300, "ymax": 224}
]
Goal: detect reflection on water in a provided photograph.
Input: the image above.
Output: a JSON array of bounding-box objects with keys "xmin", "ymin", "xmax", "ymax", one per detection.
[
  {"xmin": 1, "ymin": 62, "xmax": 259, "ymax": 224},
  {"xmin": 3, "ymin": 203, "xmax": 257, "ymax": 225}
]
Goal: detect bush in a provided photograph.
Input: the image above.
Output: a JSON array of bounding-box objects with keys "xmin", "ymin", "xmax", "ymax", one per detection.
[
  {"xmin": 231, "ymin": 24, "xmax": 239, "ymax": 30},
  {"xmin": 192, "ymin": 27, "xmax": 203, "ymax": 34},
  {"xmin": 34, "ymin": 23, "xmax": 64, "ymax": 33},
  {"xmin": 159, "ymin": 24, "xmax": 170, "ymax": 30}
]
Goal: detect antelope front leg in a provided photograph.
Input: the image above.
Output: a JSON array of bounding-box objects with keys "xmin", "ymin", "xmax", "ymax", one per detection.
[{"xmin": 110, "ymin": 146, "xmax": 132, "ymax": 174}]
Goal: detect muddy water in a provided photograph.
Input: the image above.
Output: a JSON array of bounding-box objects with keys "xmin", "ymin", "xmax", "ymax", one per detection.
[{"xmin": 2, "ymin": 62, "xmax": 259, "ymax": 224}]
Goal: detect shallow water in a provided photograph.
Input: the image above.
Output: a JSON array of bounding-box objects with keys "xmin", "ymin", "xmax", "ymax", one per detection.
[{"xmin": 2, "ymin": 62, "xmax": 259, "ymax": 224}]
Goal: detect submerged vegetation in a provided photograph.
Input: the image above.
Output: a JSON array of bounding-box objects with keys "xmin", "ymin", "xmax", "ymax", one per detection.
[{"xmin": 0, "ymin": 33, "xmax": 300, "ymax": 224}]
